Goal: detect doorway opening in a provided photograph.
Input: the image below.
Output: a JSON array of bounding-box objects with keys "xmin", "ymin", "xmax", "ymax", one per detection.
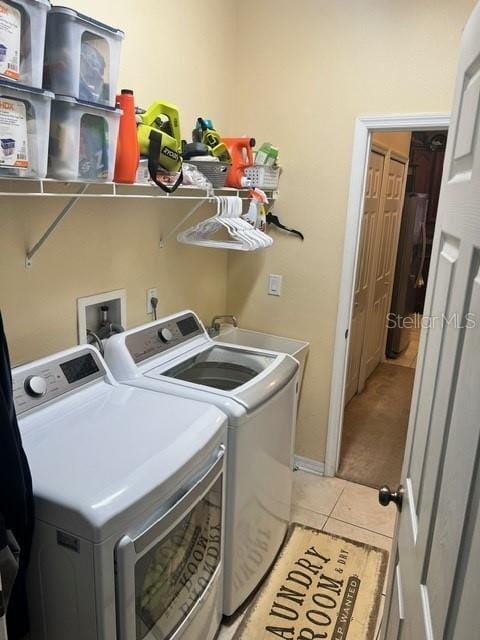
[{"xmin": 335, "ymin": 127, "xmax": 448, "ymax": 488}]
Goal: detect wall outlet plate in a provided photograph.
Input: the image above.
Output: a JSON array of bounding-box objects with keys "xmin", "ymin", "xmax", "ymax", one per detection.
[{"xmin": 77, "ymin": 289, "xmax": 127, "ymax": 345}]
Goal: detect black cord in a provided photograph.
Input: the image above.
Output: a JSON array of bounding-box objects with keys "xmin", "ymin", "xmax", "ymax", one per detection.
[{"xmin": 151, "ymin": 296, "xmax": 158, "ymax": 320}]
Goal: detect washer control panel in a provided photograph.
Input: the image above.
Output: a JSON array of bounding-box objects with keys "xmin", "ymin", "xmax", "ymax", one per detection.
[
  {"xmin": 13, "ymin": 349, "xmax": 105, "ymax": 415},
  {"xmin": 126, "ymin": 312, "xmax": 204, "ymax": 364}
]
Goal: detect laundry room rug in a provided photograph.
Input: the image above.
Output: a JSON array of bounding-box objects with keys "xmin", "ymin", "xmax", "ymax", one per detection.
[{"xmin": 233, "ymin": 523, "xmax": 388, "ymax": 640}]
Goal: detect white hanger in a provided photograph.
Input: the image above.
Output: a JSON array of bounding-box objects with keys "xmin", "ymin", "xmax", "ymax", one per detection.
[
  {"xmin": 222, "ymin": 197, "xmax": 258, "ymax": 249},
  {"xmin": 177, "ymin": 195, "xmax": 273, "ymax": 251},
  {"xmin": 178, "ymin": 197, "xmax": 250, "ymax": 250},
  {"xmin": 221, "ymin": 196, "xmax": 272, "ymax": 249}
]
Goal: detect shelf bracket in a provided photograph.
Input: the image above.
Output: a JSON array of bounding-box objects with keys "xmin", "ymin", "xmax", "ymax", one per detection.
[
  {"xmin": 25, "ymin": 184, "xmax": 89, "ymax": 268},
  {"xmin": 159, "ymin": 198, "xmax": 210, "ymax": 248}
]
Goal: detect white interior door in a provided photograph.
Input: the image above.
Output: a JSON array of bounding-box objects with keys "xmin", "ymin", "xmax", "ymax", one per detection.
[
  {"xmin": 382, "ymin": 4, "xmax": 480, "ymax": 637},
  {"xmin": 345, "ymin": 149, "xmax": 385, "ymax": 404},
  {"xmin": 362, "ymin": 156, "xmax": 407, "ymax": 384}
]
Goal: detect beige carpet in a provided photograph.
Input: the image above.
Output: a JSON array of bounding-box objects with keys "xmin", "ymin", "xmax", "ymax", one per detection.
[
  {"xmin": 234, "ymin": 523, "xmax": 388, "ymax": 640},
  {"xmin": 338, "ymin": 363, "xmax": 415, "ymax": 489}
]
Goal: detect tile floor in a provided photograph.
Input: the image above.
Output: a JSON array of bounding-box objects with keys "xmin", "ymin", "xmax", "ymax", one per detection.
[{"xmin": 217, "ymin": 469, "xmax": 396, "ymax": 639}]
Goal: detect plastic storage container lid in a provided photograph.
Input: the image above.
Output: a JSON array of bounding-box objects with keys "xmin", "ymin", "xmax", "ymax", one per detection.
[
  {"xmin": 0, "ymin": 78, "xmax": 54, "ymax": 99},
  {"xmin": 49, "ymin": 6, "xmax": 124, "ymax": 38},
  {"xmin": 54, "ymin": 93, "xmax": 122, "ymax": 113}
]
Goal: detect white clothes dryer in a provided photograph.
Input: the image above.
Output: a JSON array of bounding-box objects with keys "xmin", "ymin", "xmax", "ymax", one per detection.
[
  {"xmin": 13, "ymin": 345, "xmax": 227, "ymax": 640},
  {"xmin": 104, "ymin": 311, "xmax": 299, "ymax": 616}
]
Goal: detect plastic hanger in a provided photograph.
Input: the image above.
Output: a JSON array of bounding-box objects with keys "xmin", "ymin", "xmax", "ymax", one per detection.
[
  {"xmin": 178, "ymin": 196, "xmax": 274, "ymax": 250},
  {"xmin": 216, "ymin": 197, "xmax": 256, "ymax": 249},
  {"xmin": 232, "ymin": 197, "xmax": 272, "ymax": 248},
  {"xmin": 266, "ymin": 212, "xmax": 304, "ymax": 240},
  {"xmin": 224, "ymin": 197, "xmax": 262, "ymax": 249}
]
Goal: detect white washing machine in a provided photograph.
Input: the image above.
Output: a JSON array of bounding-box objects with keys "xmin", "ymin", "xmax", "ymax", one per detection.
[
  {"xmin": 104, "ymin": 311, "xmax": 299, "ymax": 616},
  {"xmin": 13, "ymin": 345, "xmax": 228, "ymax": 640}
]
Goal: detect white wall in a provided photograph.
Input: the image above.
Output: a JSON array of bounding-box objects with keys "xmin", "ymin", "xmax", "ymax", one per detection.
[
  {"xmin": 227, "ymin": 0, "xmax": 476, "ymax": 462},
  {"xmin": 1, "ymin": 0, "xmax": 475, "ymax": 464},
  {"xmin": 0, "ymin": 0, "xmax": 237, "ymax": 364}
]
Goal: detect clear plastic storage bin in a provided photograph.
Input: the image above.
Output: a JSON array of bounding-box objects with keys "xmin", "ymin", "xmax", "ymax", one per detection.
[
  {"xmin": 0, "ymin": 0, "xmax": 50, "ymax": 88},
  {"xmin": 0, "ymin": 79, "xmax": 52, "ymax": 177},
  {"xmin": 44, "ymin": 7, "xmax": 124, "ymax": 107},
  {"xmin": 48, "ymin": 95, "xmax": 121, "ymax": 181}
]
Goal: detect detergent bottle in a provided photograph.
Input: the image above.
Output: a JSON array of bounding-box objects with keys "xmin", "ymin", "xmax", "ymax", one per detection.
[
  {"xmin": 222, "ymin": 137, "xmax": 255, "ymax": 188},
  {"xmin": 114, "ymin": 89, "xmax": 139, "ymax": 183}
]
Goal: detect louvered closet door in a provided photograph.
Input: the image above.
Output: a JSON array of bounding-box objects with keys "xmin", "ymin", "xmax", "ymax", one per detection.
[{"xmin": 382, "ymin": 3, "xmax": 480, "ymax": 638}]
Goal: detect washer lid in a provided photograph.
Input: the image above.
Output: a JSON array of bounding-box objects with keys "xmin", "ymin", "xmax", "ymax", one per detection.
[
  {"xmin": 145, "ymin": 345, "xmax": 298, "ymax": 414},
  {"xmin": 103, "ymin": 311, "xmax": 298, "ymax": 414},
  {"xmin": 19, "ymin": 380, "xmax": 226, "ymax": 542}
]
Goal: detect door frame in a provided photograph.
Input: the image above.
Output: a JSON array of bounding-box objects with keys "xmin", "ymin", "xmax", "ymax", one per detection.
[{"xmin": 324, "ymin": 113, "xmax": 450, "ymax": 478}]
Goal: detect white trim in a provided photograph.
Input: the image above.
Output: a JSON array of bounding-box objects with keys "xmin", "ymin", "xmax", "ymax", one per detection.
[
  {"xmin": 294, "ymin": 455, "xmax": 325, "ymax": 476},
  {"xmin": 324, "ymin": 113, "xmax": 450, "ymax": 478},
  {"xmin": 77, "ymin": 289, "xmax": 127, "ymax": 345}
]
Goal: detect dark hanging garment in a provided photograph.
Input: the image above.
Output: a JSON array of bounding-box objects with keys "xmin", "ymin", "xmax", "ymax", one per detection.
[{"xmin": 0, "ymin": 312, "xmax": 34, "ymax": 639}]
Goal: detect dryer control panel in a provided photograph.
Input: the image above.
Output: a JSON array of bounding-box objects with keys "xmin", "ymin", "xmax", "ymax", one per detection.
[
  {"xmin": 126, "ymin": 312, "xmax": 204, "ymax": 364},
  {"xmin": 13, "ymin": 349, "xmax": 105, "ymax": 415}
]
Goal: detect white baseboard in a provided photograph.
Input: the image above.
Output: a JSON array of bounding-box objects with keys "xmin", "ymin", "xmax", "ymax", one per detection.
[{"xmin": 293, "ymin": 455, "xmax": 325, "ymax": 476}]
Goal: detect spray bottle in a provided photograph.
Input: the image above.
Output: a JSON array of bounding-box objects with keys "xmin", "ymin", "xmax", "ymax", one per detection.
[{"xmin": 246, "ymin": 188, "xmax": 269, "ymax": 232}]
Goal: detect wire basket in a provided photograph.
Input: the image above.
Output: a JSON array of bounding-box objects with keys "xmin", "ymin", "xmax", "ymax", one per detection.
[
  {"xmin": 190, "ymin": 160, "xmax": 229, "ymax": 189},
  {"xmin": 244, "ymin": 165, "xmax": 280, "ymax": 189}
]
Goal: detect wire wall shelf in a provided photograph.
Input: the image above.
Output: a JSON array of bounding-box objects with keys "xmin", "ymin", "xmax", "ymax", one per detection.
[{"xmin": 0, "ymin": 178, "xmax": 278, "ymax": 267}]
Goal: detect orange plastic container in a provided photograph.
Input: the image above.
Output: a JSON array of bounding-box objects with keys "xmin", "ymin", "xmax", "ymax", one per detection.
[
  {"xmin": 114, "ymin": 89, "xmax": 139, "ymax": 183},
  {"xmin": 222, "ymin": 137, "xmax": 255, "ymax": 188}
]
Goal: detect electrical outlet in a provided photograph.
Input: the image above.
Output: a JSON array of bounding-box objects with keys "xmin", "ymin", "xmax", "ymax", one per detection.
[
  {"xmin": 146, "ymin": 288, "xmax": 157, "ymax": 314},
  {"xmin": 268, "ymin": 274, "xmax": 283, "ymax": 296}
]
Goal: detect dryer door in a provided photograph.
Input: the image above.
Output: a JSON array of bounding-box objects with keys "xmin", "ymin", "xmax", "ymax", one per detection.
[{"xmin": 115, "ymin": 446, "xmax": 224, "ymax": 640}]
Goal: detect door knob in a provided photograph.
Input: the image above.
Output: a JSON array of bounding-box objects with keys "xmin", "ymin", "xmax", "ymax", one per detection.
[{"xmin": 379, "ymin": 485, "xmax": 404, "ymax": 511}]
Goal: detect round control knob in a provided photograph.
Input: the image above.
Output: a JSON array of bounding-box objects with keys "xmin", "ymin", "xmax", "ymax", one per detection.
[
  {"xmin": 24, "ymin": 375, "xmax": 47, "ymax": 398},
  {"xmin": 158, "ymin": 327, "xmax": 173, "ymax": 343}
]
